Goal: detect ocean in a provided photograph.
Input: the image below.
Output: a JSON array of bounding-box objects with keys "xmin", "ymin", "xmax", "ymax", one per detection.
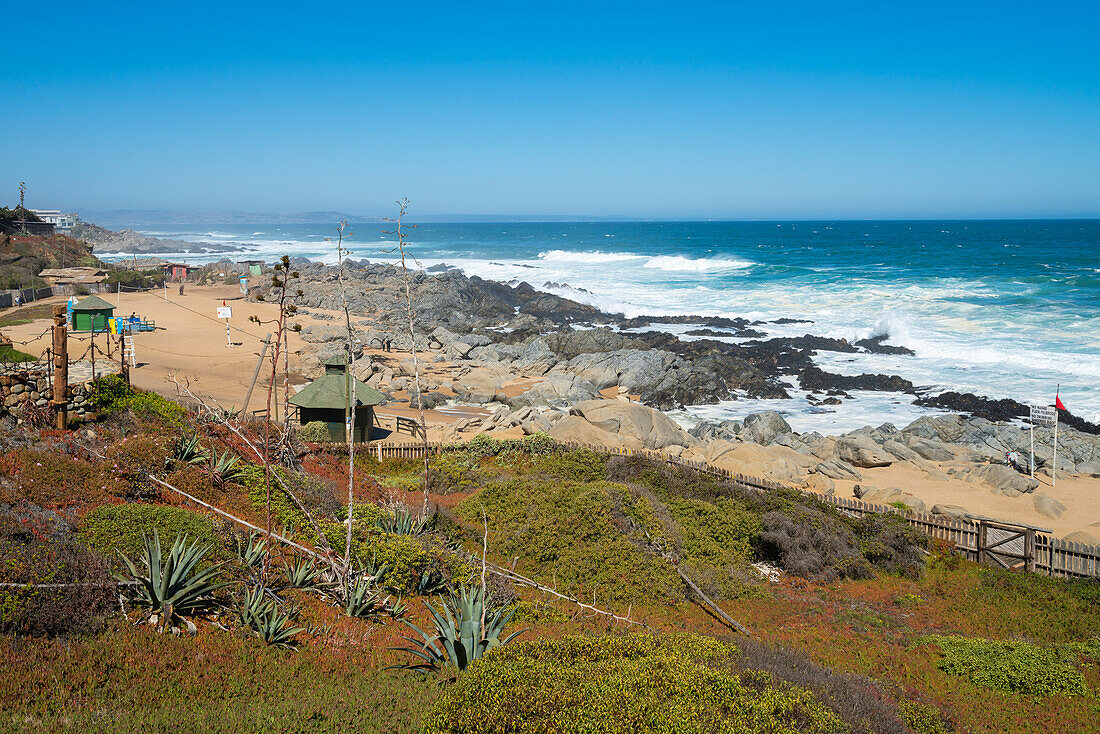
[{"xmin": 99, "ymin": 219, "xmax": 1100, "ymax": 431}]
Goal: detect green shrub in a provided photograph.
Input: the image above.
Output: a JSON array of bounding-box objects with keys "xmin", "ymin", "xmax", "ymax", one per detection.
[
  {"xmin": 918, "ymin": 634, "xmax": 1089, "ymax": 696},
  {"xmin": 424, "ymin": 633, "xmax": 844, "ymax": 734},
  {"xmin": 79, "ymin": 503, "xmax": 217, "ymax": 561},
  {"xmin": 458, "ymin": 478, "xmax": 679, "ymax": 606},
  {"xmin": 89, "ymin": 375, "xmax": 186, "ymax": 425},
  {"xmin": 297, "ymin": 421, "xmax": 331, "ymax": 443},
  {"xmin": 428, "ymin": 453, "xmax": 481, "ymax": 494}
]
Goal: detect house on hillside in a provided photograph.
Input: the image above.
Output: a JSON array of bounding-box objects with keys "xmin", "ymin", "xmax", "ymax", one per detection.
[
  {"xmin": 289, "ymin": 355, "xmax": 386, "ymax": 442},
  {"xmin": 39, "ymin": 267, "xmax": 108, "ymax": 292},
  {"xmin": 237, "ymin": 260, "xmax": 265, "ymax": 276},
  {"xmin": 31, "ymin": 210, "xmax": 78, "ymax": 232}
]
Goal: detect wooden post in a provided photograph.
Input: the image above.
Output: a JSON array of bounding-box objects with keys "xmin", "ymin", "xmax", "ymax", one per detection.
[
  {"xmin": 1025, "ymin": 529, "xmax": 1036, "ymax": 573},
  {"xmin": 51, "ymin": 306, "xmax": 68, "ymax": 430},
  {"xmin": 977, "ymin": 521, "xmax": 987, "ymax": 565},
  {"xmin": 240, "ymin": 334, "xmax": 271, "ymax": 417},
  {"xmin": 120, "ymin": 331, "xmax": 130, "ymax": 385}
]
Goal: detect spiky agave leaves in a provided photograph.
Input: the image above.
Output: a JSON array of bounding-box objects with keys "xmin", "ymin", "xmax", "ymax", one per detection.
[
  {"xmin": 390, "ymin": 584, "xmax": 527, "ymax": 672},
  {"xmin": 283, "ymin": 555, "xmax": 323, "ymax": 588},
  {"xmin": 169, "ymin": 430, "xmax": 209, "ymax": 468},
  {"xmin": 116, "ymin": 530, "xmax": 229, "ymax": 635},
  {"xmin": 237, "ymin": 532, "xmax": 268, "ymax": 573},
  {"xmin": 376, "ymin": 507, "xmax": 429, "ymax": 536},
  {"xmin": 206, "ymin": 450, "xmax": 246, "ymax": 488},
  {"xmin": 236, "ymin": 584, "xmax": 305, "ymax": 650}
]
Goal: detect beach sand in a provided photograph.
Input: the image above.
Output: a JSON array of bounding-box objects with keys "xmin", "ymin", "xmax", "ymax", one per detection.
[{"xmin": 4, "ymin": 285, "xmax": 1098, "ymax": 540}]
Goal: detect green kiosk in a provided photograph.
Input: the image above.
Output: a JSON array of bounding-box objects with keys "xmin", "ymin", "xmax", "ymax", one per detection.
[
  {"xmin": 70, "ymin": 295, "xmax": 116, "ymax": 332},
  {"xmin": 289, "ymin": 355, "xmax": 386, "ymax": 442}
]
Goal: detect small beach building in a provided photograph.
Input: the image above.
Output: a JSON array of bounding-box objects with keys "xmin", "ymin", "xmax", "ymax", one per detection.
[
  {"xmin": 70, "ymin": 294, "xmax": 116, "ymax": 332},
  {"xmin": 162, "ymin": 263, "xmax": 194, "ymax": 281},
  {"xmin": 289, "ymin": 355, "xmax": 385, "ymax": 442},
  {"xmin": 237, "ymin": 260, "xmax": 265, "ymax": 276}
]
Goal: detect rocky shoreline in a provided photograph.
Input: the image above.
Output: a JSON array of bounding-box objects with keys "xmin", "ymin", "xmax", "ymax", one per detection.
[{"xmin": 276, "ymin": 258, "xmax": 1098, "ymax": 434}]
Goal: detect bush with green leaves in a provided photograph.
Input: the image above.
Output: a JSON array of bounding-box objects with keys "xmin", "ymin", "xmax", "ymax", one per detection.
[
  {"xmin": 80, "ymin": 503, "xmax": 218, "ymax": 562},
  {"xmin": 423, "ymin": 633, "xmax": 844, "ymax": 734},
  {"xmin": 89, "ymin": 375, "xmax": 187, "ymax": 425},
  {"xmin": 458, "ymin": 478, "xmax": 680, "ymax": 606},
  {"xmin": 116, "ymin": 530, "xmax": 229, "ymax": 634},
  {"xmin": 918, "ymin": 634, "xmax": 1090, "ymax": 696},
  {"xmin": 297, "ymin": 421, "xmax": 331, "ymax": 443}
]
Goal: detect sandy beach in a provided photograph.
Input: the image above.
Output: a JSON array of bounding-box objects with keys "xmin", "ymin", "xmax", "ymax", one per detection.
[{"xmin": 4, "ymin": 284, "xmax": 1099, "ymax": 542}]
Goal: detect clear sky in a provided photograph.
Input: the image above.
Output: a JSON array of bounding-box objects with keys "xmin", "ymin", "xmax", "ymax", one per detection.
[{"xmin": 4, "ymin": 1, "xmax": 1099, "ymax": 219}]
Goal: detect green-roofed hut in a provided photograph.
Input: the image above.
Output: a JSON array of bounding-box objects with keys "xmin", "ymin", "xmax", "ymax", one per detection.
[
  {"xmin": 289, "ymin": 355, "xmax": 386, "ymax": 442},
  {"xmin": 71, "ymin": 295, "xmax": 116, "ymax": 332}
]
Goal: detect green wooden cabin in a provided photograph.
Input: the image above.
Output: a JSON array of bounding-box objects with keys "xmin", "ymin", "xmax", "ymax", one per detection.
[
  {"xmin": 71, "ymin": 295, "xmax": 116, "ymax": 332},
  {"xmin": 289, "ymin": 355, "xmax": 386, "ymax": 442}
]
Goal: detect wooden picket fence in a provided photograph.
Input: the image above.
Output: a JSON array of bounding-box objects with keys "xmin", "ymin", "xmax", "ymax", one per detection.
[{"xmin": 370, "ymin": 438, "xmax": 1100, "ymax": 580}]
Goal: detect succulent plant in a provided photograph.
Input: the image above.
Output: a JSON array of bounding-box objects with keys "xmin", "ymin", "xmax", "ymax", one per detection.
[
  {"xmin": 283, "ymin": 555, "xmax": 323, "ymax": 588},
  {"xmin": 391, "ymin": 584, "xmax": 527, "ymax": 672},
  {"xmin": 116, "ymin": 530, "xmax": 228, "ymax": 635},
  {"xmin": 206, "ymin": 450, "xmax": 247, "ymax": 487},
  {"xmin": 376, "ymin": 507, "xmax": 429, "ymax": 536},
  {"xmin": 237, "ymin": 532, "xmax": 268, "ymax": 572},
  {"xmin": 236, "ymin": 584, "xmax": 304, "ymax": 650},
  {"xmin": 170, "ymin": 431, "xmax": 209, "ymax": 467}
]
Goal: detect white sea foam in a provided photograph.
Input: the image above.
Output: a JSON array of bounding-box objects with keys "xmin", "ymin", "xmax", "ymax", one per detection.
[
  {"xmin": 642, "ymin": 254, "xmax": 754, "ymax": 272},
  {"xmin": 538, "ymin": 249, "xmax": 646, "ymax": 264}
]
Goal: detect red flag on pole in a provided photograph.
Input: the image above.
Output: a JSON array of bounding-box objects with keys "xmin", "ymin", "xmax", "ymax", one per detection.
[{"xmin": 1056, "ymin": 392, "xmax": 1066, "ymax": 411}]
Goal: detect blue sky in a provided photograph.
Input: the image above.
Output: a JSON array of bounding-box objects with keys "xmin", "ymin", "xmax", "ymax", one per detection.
[{"xmin": 3, "ymin": 1, "xmax": 1099, "ymax": 218}]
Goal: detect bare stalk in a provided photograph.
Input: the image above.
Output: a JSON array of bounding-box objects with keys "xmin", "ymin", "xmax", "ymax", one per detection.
[
  {"xmin": 333, "ymin": 221, "xmax": 357, "ymax": 579},
  {"xmin": 384, "ymin": 198, "xmax": 430, "ymax": 516}
]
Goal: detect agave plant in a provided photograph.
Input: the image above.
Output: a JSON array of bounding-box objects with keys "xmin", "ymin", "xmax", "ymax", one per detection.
[
  {"xmin": 283, "ymin": 555, "xmax": 323, "ymax": 588},
  {"xmin": 376, "ymin": 508, "xmax": 429, "ymax": 536},
  {"xmin": 391, "ymin": 584, "xmax": 527, "ymax": 672},
  {"xmin": 116, "ymin": 530, "xmax": 229, "ymax": 635},
  {"xmin": 338, "ymin": 575, "xmax": 390, "ymax": 619},
  {"xmin": 206, "ymin": 450, "xmax": 247, "ymax": 487},
  {"xmin": 236, "ymin": 584, "xmax": 304, "ymax": 650},
  {"xmin": 237, "ymin": 532, "xmax": 268, "ymax": 573},
  {"xmin": 170, "ymin": 431, "xmax": 209, "ymax": 467}
]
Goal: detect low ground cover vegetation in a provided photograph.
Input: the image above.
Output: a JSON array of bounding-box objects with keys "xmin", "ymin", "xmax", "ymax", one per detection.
[{"xmin": 0, "ymin": 394, "xmax": 1096, "ymax": 732}]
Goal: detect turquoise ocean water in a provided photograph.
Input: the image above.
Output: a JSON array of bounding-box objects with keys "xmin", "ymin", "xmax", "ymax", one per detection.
[{"xmin": 102, "ymin": 220, "xmax": 1100, "ymax": 431}]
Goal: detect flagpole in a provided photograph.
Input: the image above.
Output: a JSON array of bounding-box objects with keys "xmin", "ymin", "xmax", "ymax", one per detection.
[{"xmin": 1053, "ymin": 384, "xmax": 1059, "ymax": 488}]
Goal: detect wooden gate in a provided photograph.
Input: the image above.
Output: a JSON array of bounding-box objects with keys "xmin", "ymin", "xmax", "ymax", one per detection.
[{"xmin": 977, "ymin": 518, "xmax": 1039, "ymax": 572}]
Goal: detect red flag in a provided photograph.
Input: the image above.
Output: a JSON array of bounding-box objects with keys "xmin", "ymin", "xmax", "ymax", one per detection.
[{"xmin": 1056, "ymin": 393, "xmax": 1066, "ymax": 411}]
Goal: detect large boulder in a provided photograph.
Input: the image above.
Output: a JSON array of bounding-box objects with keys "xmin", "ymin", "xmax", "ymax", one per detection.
[
  {"xmin": 966, "ymin": 464, "xmax": 1039, "ymax": 497},
  {"xmin": 931, "ymin": 504, "xmax": 969, "ymax": 519},
  {"xmin": 900, "ymin": 436, "xmax": 957, "ymax": 462},
  {"xmin": 834, "ymin": 435, "xmax": 893, "ymax": 468},
  {"xmin": 548, "ymin": 415, "xmax": 635, "ymax": 450},
  {"xmin": 688, "ymin": 441, "xmax": 814, "ymax": 485},
  {"xmin": 1063, "ymin": 530, "xmax": 1100, "ymax": 546},
  {"xmin": 508, "ymin": 374, "xmax": 600, "ymax": 409},
  {"xmin": 1032, "ymin": 493, "xmax": 1066, "ymax": 521},
  {"xmin": 567, "ymin": 400, "xmax": 699, "ymax": 451},
  {"xmin": 814, "ymin": 459, "xmax": 862, "ymax": 481},
  {"xmin": 882, "ymin": 439, "xmax": 922, "ymax": 463},
  {"xmin": 740, "ymin": 411, "xmax": 793, "ymax": 446}
]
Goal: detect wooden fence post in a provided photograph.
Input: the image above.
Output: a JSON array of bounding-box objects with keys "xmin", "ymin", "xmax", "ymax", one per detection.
[{"xmin": 51, "ymin": 305, "xmax": 68, "ymax": 430}]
